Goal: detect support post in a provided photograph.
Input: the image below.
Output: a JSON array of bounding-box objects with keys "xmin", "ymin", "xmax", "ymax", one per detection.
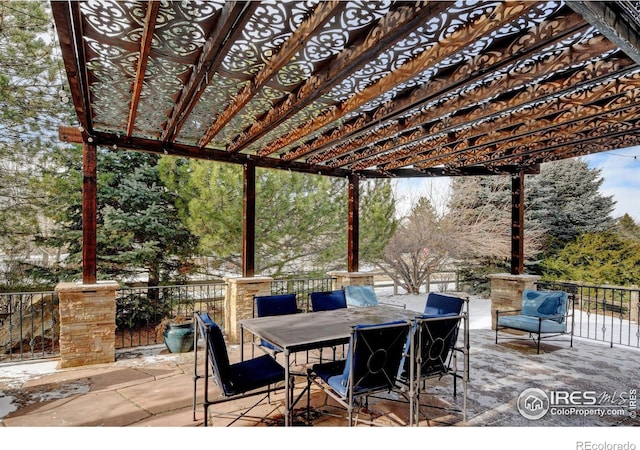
[
  {"xmin": 243, "ymin": 162, "xmax": 256, "ymax": 277},
  {"xmin": 347, "ymin": 174, "xmax": 359, "ymax": 272},
  {"xmin": 82, "ymin": 142, "xmax": 98, "ymax": 284},
  {"xmin": 511, "ymin": 171, "xmax": 525, "ymax": 275}
]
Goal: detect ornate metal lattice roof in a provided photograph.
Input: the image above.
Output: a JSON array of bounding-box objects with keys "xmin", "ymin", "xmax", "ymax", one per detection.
[{"xmin": 52, "ymin": 0, "xmax": 640, "ymax": 178}]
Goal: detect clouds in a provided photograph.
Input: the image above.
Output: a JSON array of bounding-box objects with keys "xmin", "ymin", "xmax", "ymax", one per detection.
[
  {"xmin": 583, "ymin": 146, "xmax": 640, "ymax": 221},
  {"xmin": 392, "ymin": 147, "xmax": 640, "ymax": 223}
]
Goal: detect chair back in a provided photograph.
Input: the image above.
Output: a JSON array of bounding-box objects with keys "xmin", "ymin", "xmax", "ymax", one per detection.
[
  {"xmin": 522, "ymin": 289, "xmax": 568, "ymax": 323},
  {"xmin": 342, "ymin": 321, "xmax": 411, "ymax": 394},
  {"xmin": 403, "ymin": 314, "xmax": 462, "ymax": 380},
  {"xmin": 195, "ymin": 313, "xmax": 233, "ymax": 395},
  {"xmin": 310, "ymin": 290, "xmax": 347, "ymax": 312},
  {"xmin": 344, "ymin": 285, "xmax": 378, "ymax": 307},
  {"xmin": 424, "ymin": 292, "xmax": 464, "ymax": 316},
  {"xmin": 254, "ymin": 293, "xmax": 298, "ymax": 317}
]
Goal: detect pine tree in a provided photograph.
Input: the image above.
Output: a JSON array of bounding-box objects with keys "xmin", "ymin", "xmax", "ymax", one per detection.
[
  {"xmin": 43, "ymin": 150, "xmax": 198, "ymax": 286},
  {"xmin": 160, "ymin": 159, "xmax": 397, "ymax": 277},
  {"xmin": 527, "ymin": 158, "xmax": 615, "ymax": 253},
  {"xmin": 0, "ymin": 1, "xmax": 74, "ymax": 286}
]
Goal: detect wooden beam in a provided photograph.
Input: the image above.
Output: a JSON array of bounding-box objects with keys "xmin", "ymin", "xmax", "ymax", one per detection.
[
  {"xmin": 82, "ymin": 142, "xmax": 98, "ymax": 284},
  {"xmin": 250, "ymin": 2, "xmax": 533, "ymax": 158},
  {"xmin": 388, "ymin": 55, "xmax": 636, "ymax": 171},
  {"xmin": 350, "ymin": 36, "xmax": 622, "ymax": 171},
  {"xmin": 126, "ymin": 1, "xmax": 160, "ymax": 137},
  {"xmin": 59, "ymin": 125, "xmax": 84, "ymax": 144},
  {"xmin": 347, "ymin": 174, "xmax": 359, "ymax": 272},
  {"xmin": 288, "ymin": 9, "xmax": 589, "ymax": 164},
  {"xmin": 197, "ymin": 1, "xmax": 344, "ymax": 147},
  {"xmin": 226, "ymin": 2, "xmax": 451, "ymax": 154},
  {"xmin": 242, "ymin": 162, "xmax": 256, "ymax": 278},
  {"xmin": 51, "ymin": 1, "xmax": 93, "ymax": 134},
  {"xmin": 163, "ymin": 2, "xmax": 256, "ymax": 142},
  {"xmin": 510, "ymin": 171, "xmax": 525, "ymax": 275},
  {"xmin": 569, "ymin": 1, "xmax": 640, "ymax": 66}
]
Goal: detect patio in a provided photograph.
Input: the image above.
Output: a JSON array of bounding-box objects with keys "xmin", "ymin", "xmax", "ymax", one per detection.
[{"xmin": 1, "ymin": 294, "xmax": 637, "ymax": 434}]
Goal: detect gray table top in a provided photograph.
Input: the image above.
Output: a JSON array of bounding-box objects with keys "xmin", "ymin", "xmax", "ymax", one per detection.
[{"xmin": 240, "ymin": 305, "xmax": 418, "ymax": 353}]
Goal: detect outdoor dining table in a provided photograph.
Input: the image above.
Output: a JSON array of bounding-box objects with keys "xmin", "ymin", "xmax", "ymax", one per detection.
[{"xmin": 239, "ymin": 304, "xmax": 419, "ymax": 426}]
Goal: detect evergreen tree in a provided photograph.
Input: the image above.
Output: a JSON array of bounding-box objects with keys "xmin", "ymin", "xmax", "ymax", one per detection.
[
  {"xmin": 541, "ymin": 231, "xmax": 640, "ymax": 286},
  {"xmin": 617, "ymin": 213, "xmax": 640, "ymax": 242},
  {"xmin": 160, "ymin": 159, "xmax": 397, "ymax": 277},
  {"xmin": 0, "ymin": 1, "xmax": 74, "ymax": 286},
  {"xmin": 527, "ymin": 158, "xmax": 615, "ymax": 253},
  {"xmin": 44, "ymin": 150, "xmax": 198, "ymax": 286}
]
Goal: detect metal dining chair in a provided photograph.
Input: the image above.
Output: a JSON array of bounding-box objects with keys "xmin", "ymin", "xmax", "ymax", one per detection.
[
  {"xmin": 193, "ymin": 312, "xmax": 288, "ymax": 426},
  {"xmin": 306, "ymin": 320, "xmax": 411, "ymax": 426}
]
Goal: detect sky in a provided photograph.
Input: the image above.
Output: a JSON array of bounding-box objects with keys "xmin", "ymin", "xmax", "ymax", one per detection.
[{"xmin": 393, "ymin": 145, "xmax": 640, "ymax": 222}]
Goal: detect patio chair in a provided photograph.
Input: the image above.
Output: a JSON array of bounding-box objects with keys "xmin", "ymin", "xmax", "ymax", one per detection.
[
  {"xmin": 252, "ymin": 293, "xmax": 299, "ymax": 359},
  {"xmin": 424, "ymin": 292, "xmax": 465, "ymax": 316},
  {"xmin": 309, "ymin": 289, "xmax": 347, "ymax": 312},
  {"xmin": 397, "ymin": 314, "xmax": 466, "ymax": 425},
  {"xmin": 344, "ymin": 285, "xmax": 406, "ymax": 309},
  {"xmin": 495, "ymin": 289, "xmax": 574, "ymax": 354},
  {"xmin": 306, "ymin": 320, "xmax": 411, "ymax": 426},
  {"xmin": 309, "ymin": 290, "xmax": 348, "ymax": 362},
  {"xmin": 193, "ymin": 312, "xmax": 287, "ymax": 426}
]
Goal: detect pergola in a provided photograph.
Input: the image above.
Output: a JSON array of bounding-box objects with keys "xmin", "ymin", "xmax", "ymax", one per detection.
[{"xmin": 52, "ymin": 0, "xmax": 640, "ymax": 284}]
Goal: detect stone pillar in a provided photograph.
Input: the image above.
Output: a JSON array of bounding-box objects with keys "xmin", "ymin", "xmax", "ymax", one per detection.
[
  {"xmin": 488, "ymin": 273, "xmax": 540, "ymax": 330},
  {"xmin": 630, "ymin": 287, "xmax": 639, "ymax": 323},
  {"xmin": 224, "ymin": 276, "xmax": 273, "ymax": 344},
  {"xmin": 55, "ymin": 281, "xmax": 119, "ymax": 368},
  {"xmin": 327, "ymin": 271, "xmax": 375, "ymax": 290}
]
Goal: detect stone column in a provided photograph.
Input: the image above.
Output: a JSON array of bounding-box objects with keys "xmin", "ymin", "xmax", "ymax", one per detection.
[
  {"xmin": 55, "ymin": 281, "xmax": 119, "ymax": 368},
  {"xmin": 224, "ymin": 276, "xmax": 273, "ymax": 344},
  {"xmin": 327, "ymin": 271, "xmax": 375, "ymax": 290},
  {"xmin": 488, "ymin": 273, "xmax": 540, "ymax": 330}
]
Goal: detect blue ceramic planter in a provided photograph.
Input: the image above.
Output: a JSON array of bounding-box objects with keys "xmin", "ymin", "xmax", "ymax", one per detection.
[{"xmin": 163, "ymin": 322, "xmax": 194, "ymax": 353}]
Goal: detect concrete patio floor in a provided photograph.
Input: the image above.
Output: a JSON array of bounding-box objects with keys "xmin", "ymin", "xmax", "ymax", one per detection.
[{"xmin": 0, "ymin": 294, "xmax": 638, "ymax": 447}]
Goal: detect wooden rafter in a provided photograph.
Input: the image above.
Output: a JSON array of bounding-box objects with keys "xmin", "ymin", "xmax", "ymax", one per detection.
[
  {"xmin": 247, "ymin": 2, "xmax": 534, "ymax": 158},
  {"xmin": 126, "ymin": 0, "xmax": 160, "ymax": 137},
  {"xmin": 196, "ymin": 0, "xmax": 345, "ymax": 148},
  {"xmin": 335, "ymin": 34, "xmax": 621, "ymax": 171},
  {"xmin": 405, "ymin": 62, "xmax": 640, "ymax": 170},
  {"xmin": 569, "ymin": 1, "xmax": 640, "ymax": 66},
  {"xmin": 465, "ymin": 102, "xmax": 640, "ymax": 168},
  {"xmin": 51, "ymin": 1, "xmax": 92, "ymax": 136},
  {"xmin": 223, "ymin": 1, "xmax": 452, "ymax": 154},
  {"xmin": 162, "ymin": 2, "xmax": 257, "ymax": 142},
  {"xmin": 285, "ymin": 9, "xmax": 589, "ymax": 164},
  {"xmin": 370, "ymin": 54, "xmax": 634, "ymax": 172}
]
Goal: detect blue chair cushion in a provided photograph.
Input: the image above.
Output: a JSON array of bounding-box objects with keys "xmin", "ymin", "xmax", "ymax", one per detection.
[
  {"xmin": 255, "ymin": 293, "xmax": 298, "ymax": 317},
  {"xmin": 310, "ymin": 290, "xmax": 347, "ymax": 311},
  {"xmin": 498, "ymin": 314, "xmax": 566, "ymax": 334},
  {"xmin": 521, "ymin": 289, "xmax": 567, "ymax": 323},
  {"xmin": 344, "ymin": 285, "xmax": 378, "ymax": 307},
  {"xmin": 424, "ymin": 292, "xmax": 464, "ymax": 316},
  {"xmin": 226, "ymin": 354, "xmax": 285, "ymax": 396}
]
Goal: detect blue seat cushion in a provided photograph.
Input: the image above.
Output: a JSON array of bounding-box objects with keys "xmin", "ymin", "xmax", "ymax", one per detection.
[
  {"xmin": 226, "ymin": 354, "xmax": 285, "ymax": 396},
  {"xmin": 521, "ymin": 289, "xmax": 567, "ymax": 323},
  {"xmin": 344, "ymin": 285, "xmax": 378, "ymax": 307},
  {"xmin": 498, "ymin": 314, "xmax": 566, "ymax": 334}
]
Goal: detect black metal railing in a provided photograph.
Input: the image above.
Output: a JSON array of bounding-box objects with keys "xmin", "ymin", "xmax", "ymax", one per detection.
[
  {"xmin": 0, "ymin": 290, "xmax": 60, "ymax": 363},
  {"xmin": 115, "ymin": 282, "xmax": 226, "ymax": 349},
  {"xmin": 536, "ymin": 280, "xmax": 640, "ymax": 348},
  {"xmin": 271, "ymin": 276, "xmax": 334, "ymax": 312}
]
